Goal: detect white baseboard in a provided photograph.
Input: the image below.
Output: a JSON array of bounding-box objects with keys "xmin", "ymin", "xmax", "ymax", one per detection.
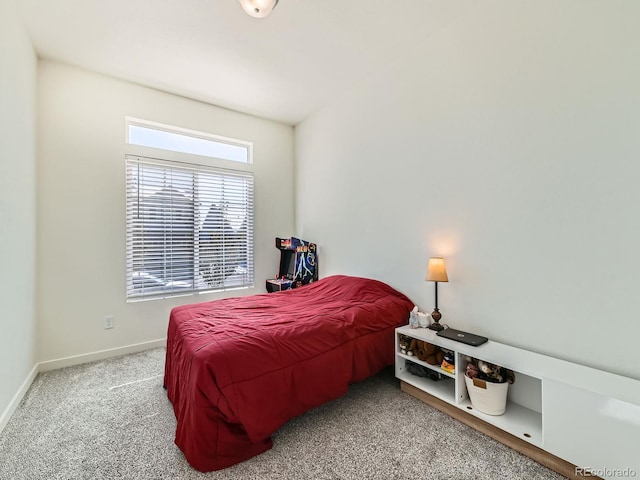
[
  {"xmin": 38, "ymin": 338, "xmax": 166, "ymax": 372},
  {"xmin": 0, "ymin": 363, "xmax": 38, "ymax": 434},
  {"xmin": 0, "ymin": 338, "xmax": 166, "ymax": 435}
]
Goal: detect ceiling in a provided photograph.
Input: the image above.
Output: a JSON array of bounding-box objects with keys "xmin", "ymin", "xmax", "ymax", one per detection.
[{"xmin": 17, "ymin": 0, "xmax": 474, "ymax": 125}]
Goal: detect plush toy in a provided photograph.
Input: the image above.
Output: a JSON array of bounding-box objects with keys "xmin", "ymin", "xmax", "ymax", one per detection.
[
  {"xmin": 465, "ymin": 360, "xmax": 479, "ymax": 379},
  {"xmin": 470, "ymin": 359, "xmax": 515, "ymax": 384},
  {"xmin": 432, "ymin": 348, "xmax": 445, "ymax": 366},
  {"xmin": 477, "ymin": 360, "xmax": 503, "ymax": 382},
  {"xmin": 398, "ymin": 334, "xmax": 416, "ymax": 356},
  {"xmin": 414, "ymin": 340, "xmax": 427, "ymax": 361},
  {"xmin": 441, "ymin": 350, "xmax": 455, "ymax": 374},
  {"xmin": 414, "ymin": 340, "xmax": 445, "ymax": 365}
]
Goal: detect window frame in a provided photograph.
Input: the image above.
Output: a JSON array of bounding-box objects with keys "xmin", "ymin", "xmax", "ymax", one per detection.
[{"xmin": 126, "ymin": 116, "xmax": 253, "ymax": 164}]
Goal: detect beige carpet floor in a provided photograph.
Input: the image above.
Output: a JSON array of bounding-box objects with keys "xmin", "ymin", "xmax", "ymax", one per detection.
[{"xmin": 0, "ymin": 348, "xmax": 565, "ymax": 479}]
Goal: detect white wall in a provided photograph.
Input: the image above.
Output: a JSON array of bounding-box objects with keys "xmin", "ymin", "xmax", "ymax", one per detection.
[
  {"xmin": 295, "ymin": 1, "xmax": 640, "ymax": 379},
  {"xmin": 0, "ymin": 0, "xmax": 37, "ymax": 422},
  {"xmin": 37, "ymin": 61, "xmax": 294, "ymax": 362}
]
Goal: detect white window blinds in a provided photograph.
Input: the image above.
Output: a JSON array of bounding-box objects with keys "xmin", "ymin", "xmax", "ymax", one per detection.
[{"xmin": 126, "ymin": 155, "xmax": 254, "ymax": 300}]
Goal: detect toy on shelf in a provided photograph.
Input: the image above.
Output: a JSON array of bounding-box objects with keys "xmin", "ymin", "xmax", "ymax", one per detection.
[
  {"xmin": 409, "ymin": 306, "xmax": 419, "ymax": 329},
  {"xmin": 398, "ymin": 334, "xmax": 416, "ymax": 356},
  {"xmin": 465, "ymin": 357, "xmax": 515, "ymax": 384},
  {"xmin": 415, "ymin": 340, "xmax": 445, "ymax": 366},
  {"xmin": 441, "ymin": 350, "xmax": 455, "ymax": 374}
]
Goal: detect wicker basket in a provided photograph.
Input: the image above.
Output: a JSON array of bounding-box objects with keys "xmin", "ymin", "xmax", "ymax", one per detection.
[{"xmin": 464, "ymin": 374, "xmax": 509, "ymax": 415}]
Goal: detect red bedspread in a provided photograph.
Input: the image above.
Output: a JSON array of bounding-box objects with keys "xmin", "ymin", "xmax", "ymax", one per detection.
[{"xmin": 164, "ymin": 275, "xmax": 413, "ymax": 471}]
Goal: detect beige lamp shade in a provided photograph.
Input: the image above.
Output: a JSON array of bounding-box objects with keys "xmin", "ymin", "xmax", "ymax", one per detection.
[{"xmin": 426, "ymin": 257, "xmax": 448, "ymax": 282}]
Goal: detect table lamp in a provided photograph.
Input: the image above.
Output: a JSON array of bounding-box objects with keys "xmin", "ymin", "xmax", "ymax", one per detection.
[{"xmin": 425, "ymin": 257, "xmax": 448, "ymax": 331}]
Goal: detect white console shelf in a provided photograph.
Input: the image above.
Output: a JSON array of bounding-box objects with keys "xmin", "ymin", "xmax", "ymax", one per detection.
[{"xmin": 395, "ymin": 325, "xmax": 640, "ymax": 480}]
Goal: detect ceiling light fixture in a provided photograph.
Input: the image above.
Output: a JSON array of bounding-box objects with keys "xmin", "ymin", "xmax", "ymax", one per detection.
[{"xmin": 238, "ymin": 0, "xmax": 279, "ymax": 18}]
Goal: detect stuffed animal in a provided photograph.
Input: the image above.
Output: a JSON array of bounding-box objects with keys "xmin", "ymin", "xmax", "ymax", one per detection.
[
  {"xmin": 432, "ymin": 348, "xmax": 445, "ymax": 366},
  {"xmin": 465, "ymin": 360, "xmax": 479, "ymax": 379},
  {"xmin": 398, "ymin": 334, "xmax": 416, "ymax": 356},
  {"xmin": 414, "ymin": 340, "xmax": 445, "ymax": 365},
  {"xmin": 477, "ymin": 360, "xmax": 503, "ymax": 382},
  {"xmin": 475, "ymin": 359, "xmax": 515, "ymax": 384},
  {"xmin": 414, "ymin": 340, "xmax": 427, "ymax": 361}
]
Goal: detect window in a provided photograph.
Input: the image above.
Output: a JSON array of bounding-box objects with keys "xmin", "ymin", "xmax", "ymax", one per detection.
[
  {"xmin": 125, "ymin": 155, "xmax": 254, "ymax": 300},
  {"xmin": 127, "ymin": 118, "xmax": 251, "ymax": 163}
]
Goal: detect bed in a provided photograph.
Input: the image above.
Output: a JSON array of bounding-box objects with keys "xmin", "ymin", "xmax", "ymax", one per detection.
[{"xmin": 163, "ymin": 274, "xmax": 414, "ymax": 471}]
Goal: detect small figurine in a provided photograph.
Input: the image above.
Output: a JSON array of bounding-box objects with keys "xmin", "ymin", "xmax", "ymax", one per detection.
[{"xmin": 409, "ymin": 306, "xmax": 419, "ymax": 329}]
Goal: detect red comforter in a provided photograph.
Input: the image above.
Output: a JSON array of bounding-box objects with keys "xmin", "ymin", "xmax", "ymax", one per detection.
[{"xmin": 164, "ymin": 275, "xmax": 413, "ymax": 471}]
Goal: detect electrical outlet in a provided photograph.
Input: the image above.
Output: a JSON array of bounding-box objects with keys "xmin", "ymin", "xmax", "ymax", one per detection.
[{"xmin": 104, "ymin": 315, "xmax": 114, "ymax": 329}]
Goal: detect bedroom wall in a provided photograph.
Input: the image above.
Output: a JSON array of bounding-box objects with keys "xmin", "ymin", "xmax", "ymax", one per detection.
[
  {"xmin": 37, "ymin": 61, "xmax": 294, "ymax": 363},
  {"xmin": 0, "ymin": 0, "xmax": 38, "ymax": 424},
  {"xmin": 294, "ymin": 1, "xmax": 640, "ymax": 379}
]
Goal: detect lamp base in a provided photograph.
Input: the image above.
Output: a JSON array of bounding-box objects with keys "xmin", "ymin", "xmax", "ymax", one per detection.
[{"xmin": 428, "ymin": 308, "xmax": 444, "ymax": 331}]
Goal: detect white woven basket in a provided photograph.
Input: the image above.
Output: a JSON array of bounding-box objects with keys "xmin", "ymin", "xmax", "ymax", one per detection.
[{"xmin": 464, "ymin": 374, "xmax": 509, "ymax": 415}]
